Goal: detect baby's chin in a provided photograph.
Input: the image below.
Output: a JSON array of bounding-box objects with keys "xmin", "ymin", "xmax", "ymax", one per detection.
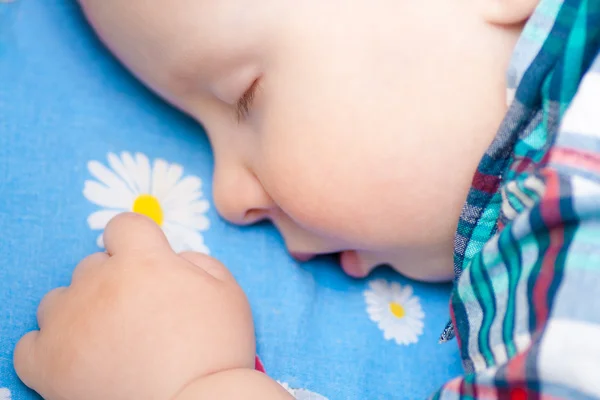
[{"xmin": 339, "ymin": 250, "xmax": 454, "ymax": 283}]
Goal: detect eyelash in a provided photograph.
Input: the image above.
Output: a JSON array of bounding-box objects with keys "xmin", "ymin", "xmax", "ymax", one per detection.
[{"xmin": 235, "ymin": 79, "xmax": 260, "ymax": 121}]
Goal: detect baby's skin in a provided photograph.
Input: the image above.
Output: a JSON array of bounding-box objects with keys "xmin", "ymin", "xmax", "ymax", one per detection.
[{"xmin": 13, "ymin": 0, "xmax": 541, "ymax": 398}]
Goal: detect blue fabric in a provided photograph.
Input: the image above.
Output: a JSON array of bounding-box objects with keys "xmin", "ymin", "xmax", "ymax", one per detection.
[{"xmin": 0, "ymin": 1, "xmax": 463, "ymax": 399}]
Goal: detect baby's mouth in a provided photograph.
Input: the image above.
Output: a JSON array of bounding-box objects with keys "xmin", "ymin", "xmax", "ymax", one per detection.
[
  {"xmin": 339, "ymin": 250, "xmax": 369, "ymax": 278},
  {"xmin": 289, "ymin": 250, "xmax": 374, "ymax": 279},
  {"xmin": 289, "ymin": 252, "xmax": 317, "ymax": 262}
]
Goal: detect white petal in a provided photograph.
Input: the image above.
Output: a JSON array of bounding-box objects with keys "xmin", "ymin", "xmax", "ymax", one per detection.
[
  {"xmin": 162, "ymin": 225, "xmax": 184, "ymax": 253},
  {"xmin": 151, "ymin": 159, "xmax": 185, "ymax": 200},
  {"xmin": 390, "ymin": 281, "xmax": 402, "ymax": 293},
  {"xmin": 165, "ymin": 190, "xmax": 204, "ymax": 210},
  {"xmin": 364, "ymin": 292, "xmax": 381, "ymax": 304},
  {"xmin": 390, "ymin": 325, "xmax": 411, "ymax": 343},
  {"xmin": 182, "ymin": 230, "xmax": 210, "ymax": 254},
  {"xmin": 162, "ymin": 176, "xmax": 203, "ymax": 208},
  {"xmin": 404, "ymin": 297, "xmax": 421, "ymax": 309},
  {"xmin": 394, "ymin": 334, "xmax": 414, "ymax": 346},
  {"xmin": 277, "ymin": 383, "xmax": 328, "ymax": 400},
  {"xmin": 406, "ymin": 317, "xmax": 425, "ymax": 332},
  {"xmin": 107, "ymin": 152, "xmax": 138, "ymax": 194},
  {"xmin": 134, "ymin": 152, "xmax": 151, "ymax": 194},
  {"xmin": 366, "ymin": 308, "xmax": 384, "ymax": 323},
  {"xmin": 383, "ymin": 328, "xmax": 396, "ymax": 341},
  {"xmin": 365, "ymin": 298, "xmax": 381, "ymax": 309},
  {"xmin": 365, "ymin": 302, "xmax": 385, "ymax": 314},
  {"xmin": 87, "ymin": 160, "xmax": 133, "ymax": 196},
  {"xmin": 150, "ymin": 159, "xmax": 168, "ymax": 199},
  {"xmin": 189, "ymin": 199, "xmax": 210, "ymax": 214},
  {"xmin": 394, "ymin": 285, "xmax": 413, "ymax": 304},
  {"xmin": 87, "ymin": 209, "xmax": 122, "ymax": 230},
  {"xmin": 121, "ymin": 152, "xmax": 137, "ymax": 185},
  {"xmin": 164, "ymin": 208, "xmax": 210, "ymax": 231},
  {"xmin": 294, "ymin": 389, "xmax": 329, "ymax": 400},
  {"xmin": 121, "ymin": 152, "xmax": 150, "ymax": 194},
  {"xmin": 369, "ymin": 279, "xmax": 388, "ymax": 294},
  {"xmin": 96, "ymin": 233, "xmax": 105, "ymax": 249},
  {"xmin": 163, "ymin": 222, "xmax": 209, "ymax": 254},
  {"xmin": 83, "ymin": 181, "xmax": 134, "ymax": 209},
  {"xmin": 377, "ymin": 282, "xmax": 395, "ymax": 301},
  {"xmin": 166, "ymin": 162, "xmax": 184, "ymax": 191},
  {"xmin": 0, "ymin": 388, "xmax": 11, "ymax": 400},
  {"xmin": 378, "ymin": 318, "xmax": 394, "ymax": 331},
  {"xmin": 277, "ymin": 382, "xmax": 295, "ymax": 396},
  {"xmin": 404, "ymin": 301, "xmax": 425, "ymax": 317}
]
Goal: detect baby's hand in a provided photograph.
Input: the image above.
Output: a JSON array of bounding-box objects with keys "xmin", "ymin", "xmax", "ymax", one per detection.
[{"xmin": 14, "ymin": 213, "xmax": 256, "ymax": 400}]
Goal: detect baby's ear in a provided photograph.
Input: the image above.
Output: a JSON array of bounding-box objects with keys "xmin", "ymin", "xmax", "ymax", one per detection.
[{"xmin": 479, "ymin": 0, "xmax": 539, "ymax": 25}]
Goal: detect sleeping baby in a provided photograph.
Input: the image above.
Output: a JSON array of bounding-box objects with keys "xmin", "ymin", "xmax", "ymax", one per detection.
[{"xmin": 13, "ymin": 0, "xmax": 600, "ymax": 398}]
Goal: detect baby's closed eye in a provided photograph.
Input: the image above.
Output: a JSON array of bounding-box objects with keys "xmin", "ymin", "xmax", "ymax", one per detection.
[{"xmin": 236, "ymin": 79, "xmax": 261, "ymax": 122}]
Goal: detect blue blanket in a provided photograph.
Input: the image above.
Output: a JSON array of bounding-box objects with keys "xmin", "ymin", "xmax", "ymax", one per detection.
[{"xmin": 0, "ymin": 1, "xmax": 463, "ymax": 398}]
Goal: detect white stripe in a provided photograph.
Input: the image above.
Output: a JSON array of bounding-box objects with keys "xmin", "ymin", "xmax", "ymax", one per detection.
[
  {"xmin": 571, "ymin": 175, "xmax": 600, "ymax": 217},
  {"xmin": 560, "ymin": 72, "xmax": 600, "ymax": 137},
  {"xmin": 513, "ymin": 234, "xmax": 535, "ymax": 351},
  {"xmin": 460, "ymin": 242, "xmax": 489, "ymax": 372},
  {"xmin": 488, "ymin": 261, "xmax": 509, "ymax": 365},
  {"xmin": 539, "ymin": 319, "xmax": 600, "ymax": 397}
]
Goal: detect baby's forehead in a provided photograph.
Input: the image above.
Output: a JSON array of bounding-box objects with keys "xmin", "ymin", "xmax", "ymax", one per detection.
[
  {"xmin": 80, "ymin": 0, "xmax": 266, "ymax": 95},
  {"xmin": 81, "ymin": 0, "xmax": 257, "ymax": 56}
]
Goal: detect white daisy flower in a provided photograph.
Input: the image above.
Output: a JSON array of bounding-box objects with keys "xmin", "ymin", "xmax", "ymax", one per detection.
[
  {"xmin": 0, "ymin": 388, "xmax": 11, "ymax": 400},
  {"xmin": 84, "ymin": 152, "xmax": 210, "ymax": 254},
  {"xmin": 278, "ymin": 382, "xmax": 329, "ymax": 400},
  {"xmin": 364, "ymin": 279, "xmax": 425, "ymax": 345}
]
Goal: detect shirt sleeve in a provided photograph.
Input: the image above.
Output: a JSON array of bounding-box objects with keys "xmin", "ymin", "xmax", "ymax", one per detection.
[{"xmin": 432, "ymin": 55, "xmax": 600, "ymax": 400}]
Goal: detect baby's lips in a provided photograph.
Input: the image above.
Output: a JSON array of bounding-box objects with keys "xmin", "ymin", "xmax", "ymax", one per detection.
[
  {"xmin": 290, "ymin": 252, "xmax": 316, "ymax": 262},
  {"xmin": 339, "ymin": 250, "xmax": 370, "ymax": 278}
]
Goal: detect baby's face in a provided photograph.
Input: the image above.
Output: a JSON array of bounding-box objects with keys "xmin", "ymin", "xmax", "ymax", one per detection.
[{"xmin": 80, "ymin": 0, "xmax": 519, "ymax": 281}]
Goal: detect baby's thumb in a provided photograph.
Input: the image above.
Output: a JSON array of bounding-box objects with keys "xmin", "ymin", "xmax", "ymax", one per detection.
[{"xmin": 179, "ymin": 251, "xmax": 235, "ymax": 282}]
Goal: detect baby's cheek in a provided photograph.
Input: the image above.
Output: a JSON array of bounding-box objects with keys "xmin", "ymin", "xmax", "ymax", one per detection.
[
  {"xmin": 259, "ymin": 157, "xmax": 381, "ymax": 244},
  {"xmin": 257, "ymin": 102, "xmax": 426, "ymax": 247}
]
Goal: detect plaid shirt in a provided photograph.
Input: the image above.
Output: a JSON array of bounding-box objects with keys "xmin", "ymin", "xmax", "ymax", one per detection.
[{"xmin": 434, "ymin": 0, "xmax": 600, "ymax": 398}]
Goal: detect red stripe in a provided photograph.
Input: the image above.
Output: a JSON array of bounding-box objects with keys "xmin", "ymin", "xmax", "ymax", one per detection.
[
  {"xmin": 551, "ymin": 146, "xmax": 600, "ymax": 174},
  {"xmin": 505, "ymin": 350, "xmax": 527, "ymax": 383},
  {"xmin": 534, "ymin": 171, "xmax": 562, "ymax": 329},
  {"xmin": 473, "ymin": 171, "xmax": 502, "ymax": 194},
  {"xmin": 514, "ymin": 157, "xmax": 535, "ymax": 174},
  {"xmin": 449, "ymin": 299, "xmax": 462, "ymax": 349},
  {"xmin": 255, "ymin": 356, "xmax": 266, "ymax": 373}
]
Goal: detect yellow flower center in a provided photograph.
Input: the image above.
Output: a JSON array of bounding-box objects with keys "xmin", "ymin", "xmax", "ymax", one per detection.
[
  {"xmin": 389, "ymin": 302, "xmax": 406, "ymax": 319},
  {"xmin": 132, "ymin": 194, "xmax": 164, "ymax": 226}
]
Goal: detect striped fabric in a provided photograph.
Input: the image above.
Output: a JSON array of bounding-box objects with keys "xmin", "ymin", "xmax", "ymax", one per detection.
[{"xmin": 435, "ymin": 0, "xmax": 600, "ymax": 398}]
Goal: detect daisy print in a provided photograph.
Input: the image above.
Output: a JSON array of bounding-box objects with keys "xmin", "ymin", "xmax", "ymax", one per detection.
[
  {"xmin": 84, "ymin": 152, "xmax": 210, "ymax": 253},
  {"xmin": 0, "ymin": 388, "xmax": 10, "ymax": 400},
  {"xmin": 364, "ymin": 279, "xmax": 425, "ymax": 345},
  {"xmin": 279, "ymin": 382, "xmax": 329, "ymax": 400}
]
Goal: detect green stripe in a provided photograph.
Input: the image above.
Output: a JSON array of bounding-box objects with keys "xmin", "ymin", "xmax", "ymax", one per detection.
[
  {"xmin": 470, "ymin": 254, "xmax": 496, "ymax": 366},
  {"xmin": 499, "ymin": 225, "xmax": 522, "ymax": 359},
  {"xmin": 560, "ymin": 0, "xmax": 587, "ymax": 109}
]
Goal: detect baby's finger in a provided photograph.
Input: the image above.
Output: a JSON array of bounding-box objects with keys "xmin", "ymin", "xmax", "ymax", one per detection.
[
  {"xmin": 13, "ymin": 330, "xmax": 41, "ymax": 392},
  {"xmin": 36, "ymin": 287, "xmax": 66, "ymax": 329},
  {"xmin": 103, "ymin": 212, "xmax": 172, "ymax": 256},
  {"xmin": 71, "ymin": 252, "xmax": 109, "ymax": 284},
  {"xmin": 179, "ymin": 251, "xmax": 234, "ymax": 282}
]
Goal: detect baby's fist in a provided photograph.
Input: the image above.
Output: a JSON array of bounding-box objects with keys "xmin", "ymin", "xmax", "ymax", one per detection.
[{"xmin": 14, "ymin": 213, "xmax": 255, "ymax": 400}]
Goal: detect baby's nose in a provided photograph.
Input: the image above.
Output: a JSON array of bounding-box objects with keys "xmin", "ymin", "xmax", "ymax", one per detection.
[{"xmin": 212, "ymin": 162, "xmax": 275, "ymax": 225}]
